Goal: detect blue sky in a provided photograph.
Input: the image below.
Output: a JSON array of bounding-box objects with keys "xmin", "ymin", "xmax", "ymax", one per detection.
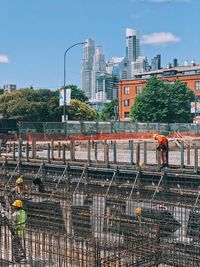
[{"xmin": 0, "ymin": 0, "xmax": 199, "ymax": 89}]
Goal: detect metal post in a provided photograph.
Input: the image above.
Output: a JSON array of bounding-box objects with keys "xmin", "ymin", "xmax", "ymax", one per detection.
[
  {"xmin": 104, "ymin": 140, "xmax": 109, "ymax": 167},
  {"xmin": 187, "ymin": 143, "xmax": 190, "ymax": 166},
  {"xmin": 94, "ymin": 142, "xmax": 98, "ymax": 162},
  {"xmin": 70, "ymin": 140, "xmax": 75, "ymax": 161},
  {"xmin": 18, "ymin": 140, "xmax": 22, "ymax": 162},
  {"xmin": 63, "ymin": 42, "xmax": 87, "ymax": 132},
  {"xmin": 180, "ymin": 141, "xmax": 184, "ymax": 169},
  {"xmin": 113, "ymin": 141, "xmax": 117, "ymax": 164},
  {"xmin": 143, "ymin": 141, "xmax": 147, "ymax": 165},
  {"xmin": 194, "ymin": 144, "xmax": 198, "ymax": 173},
  {"xmin": 130, "ymin": 140, "xmax": 134, "ymax": 165},
  {"xmin": 136, "ymin": 143, "xmax": 140, "ymax": 168},
  {"xmin": 32, "ymin": 139, "xmax": 36, "ymax": 159},
  {"xmin": 13, "ymin": 143, "xmax": 16, "ymax": 161},
  {"xmin": 51, "ymin": 139, "xmax": 54, "ymax": 160},
  {"xmin": 63, "ymin": 144, "xmax": 66, "ymax": 164},
  {"xmin": 58, "ymin": 142, "xmax": 61, "ymax": 158},
  {"xmin": 47, "ymin": 143, "xmax": 51, "ymax": 164},
  {"xmin": 26, "ymin": 142, "xmax": 29, "ymax": 162},
  {"xmin": 87, "ymin": 140, "xmax": 91, "ymax": 165},
  {"xmin": 157, "ymin": 149, "xmax": 161, "ymax": 168}
]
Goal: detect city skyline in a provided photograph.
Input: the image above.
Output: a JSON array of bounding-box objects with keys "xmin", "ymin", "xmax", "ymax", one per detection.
[{"xmin": 0, "ymin": 0, "xmax": 199, "ymax": 89}]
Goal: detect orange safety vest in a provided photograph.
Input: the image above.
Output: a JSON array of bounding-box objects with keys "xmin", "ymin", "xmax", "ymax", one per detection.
[{"xmin": 156, "ymin": 135, "xmax": 168, "ymax": 147}]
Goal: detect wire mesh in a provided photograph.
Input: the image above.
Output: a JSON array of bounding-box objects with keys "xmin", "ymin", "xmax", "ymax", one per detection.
[{"xmin": 0, "ymin": 162, "xmax": 200, "ymax": 266}]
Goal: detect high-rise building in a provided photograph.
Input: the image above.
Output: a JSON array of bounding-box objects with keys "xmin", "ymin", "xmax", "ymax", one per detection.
[
  {"xmin": 151, "ymin": 54, "xmax": 161, "ymax": 70},
  {"xmin": 106, "ymin": 57, "xmax": 129, "ymax": 80},
  {"xmin": 81, "ymin": 39, "xmax": 95, "ymax": 98},
  {"xmin": 106, "ymin": 57, "xmax": 129, "ymax": 99},
  {"xmin": 172, "ymin": 58, "xmax": 178, "ymax": 68},
  {"xmin": 95, "ymin": 74, "xmax": 119, "ymax": 101},
  {"xmin": 91, "ymin": 46, "xmax": 106, "ymax": 100},
  {"xmin": 131, "ymin": 56, "xmax": 149, "ymax": 76},
  {"xmin": 126, "ymin": 28, "xmax": 140, "ymax": 78}
]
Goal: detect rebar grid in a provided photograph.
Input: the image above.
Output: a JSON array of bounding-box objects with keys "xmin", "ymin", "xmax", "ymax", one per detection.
[{"xmin": 0, "ymin": 161, "xmax": 200, "ymax": 266}]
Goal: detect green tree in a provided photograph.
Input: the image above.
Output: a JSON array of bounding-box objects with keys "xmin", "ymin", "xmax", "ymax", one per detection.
[
  {"xmin": 0, "ymin": 85, "xmax": 92, "ymax": 122},
  {"xmin": 0, "ymin": 88, "xmax": 62, "ymax": 122},
  {"xmin": 7, "ymin": 99, "xmax": 49, "ymax": 121},
  {"xmin": 68, "ymin": 99, "xmax": 97, "ymax": 121},
  {"xmin": 66, "ymin": 84, "xmax": 89, "ymax": 103},
  {"xmin": 99, "ymin": 99, "xmax": 118, "ymax": 120},
  {"xmin": 130, "ymin": 78, "xmax": 194, "ymax": 123}
]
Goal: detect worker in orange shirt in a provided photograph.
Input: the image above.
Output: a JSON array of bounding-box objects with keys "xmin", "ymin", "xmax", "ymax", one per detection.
[{"xmin": 153, "ymin": 134, "xmax": 169, "ymax": 167}]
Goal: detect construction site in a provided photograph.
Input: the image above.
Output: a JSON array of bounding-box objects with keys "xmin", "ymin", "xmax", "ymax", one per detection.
[{"xmin": 0, "ymin": 121, "xmax": 200, "ymax": 267}]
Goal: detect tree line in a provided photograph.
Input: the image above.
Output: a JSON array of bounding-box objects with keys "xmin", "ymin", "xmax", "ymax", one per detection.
[{"xmin": 0, "ymin": 78, "xmax": 195, "ymax": 123}]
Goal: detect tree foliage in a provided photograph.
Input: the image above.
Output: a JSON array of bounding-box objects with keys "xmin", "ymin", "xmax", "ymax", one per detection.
[
  {"xmin": 0, "ymin": 88, "xmax": 62, "ymax": 121},
  {"xmin": 130, "ymin": 78, "xmax": 194, "ymax": 123},
  {"xmin": 0, "ymin": 85, "xmax": 91, "ymax": 122},
  {"xmin": 67, "ymin": 99, "xmax": 97, "ymax": 121},
  {"xmin": 99, "ymin": 99, "xmax": 118, "ymax": 120},
  {"xmin": 66, "ymin": 84, "xmax": 89, "ymax": 103}
]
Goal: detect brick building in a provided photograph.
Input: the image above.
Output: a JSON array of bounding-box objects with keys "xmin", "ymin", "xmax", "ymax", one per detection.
[{"xmin": 118, "ymin": 65, "xmax": 200, "ymax": 120}]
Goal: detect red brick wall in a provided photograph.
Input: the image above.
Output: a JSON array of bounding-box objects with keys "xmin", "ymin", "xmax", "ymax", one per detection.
[{"xmin": 119, "ymin": 74, "xmax": 200, "ymax": 120}]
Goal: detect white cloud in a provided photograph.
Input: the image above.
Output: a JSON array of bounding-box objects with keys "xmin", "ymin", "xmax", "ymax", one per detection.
[
  {"xmin": 141, "ymin": 32, "xmax": 180, "ymax": 45},
  {"xmin": 0, "ymin": 55, "xmax": 9, "ymax": 63},
  {"xmin": 149, "ymin": 0, "xmax": 190, "ymax": 3}
]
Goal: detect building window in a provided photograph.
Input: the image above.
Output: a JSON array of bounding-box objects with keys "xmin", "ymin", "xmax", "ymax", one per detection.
[
  {"xmin": 124, "ymin": 86, "xmax": 130, "ymax": 95},
  {"xmin": 124, "ymin": 112, "xmax": 130, "ymax": 118},
  {"xmin": 135, "ymin": 85, "xmax": 142, "ymax": 94},
  {"xmin": 195, "ymin": 81, "xmax": 200, "ymax": 90},
  {"xmin": 124, "ymin": 99, "xmax": 130, "ymax": 106}
]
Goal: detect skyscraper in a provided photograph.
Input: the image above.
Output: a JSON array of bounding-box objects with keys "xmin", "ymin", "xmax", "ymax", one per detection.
[
  {"xmin": 81, "ymin": 39, "xmax": 95, "ymax": 98},
  {"xmin": 91, "ymin": 46, "xmax": 106, "ymax": 100},
  {"xmin": 131, "ymin": 56, "xmax": 149, "ymax": 76},
  {"xmin": 151, "ymin": 54, "xmax": 161, "ymax": 70},
  {"xmin": 126, "ymin": 28, "xmax": 140, "ymax": 78}
]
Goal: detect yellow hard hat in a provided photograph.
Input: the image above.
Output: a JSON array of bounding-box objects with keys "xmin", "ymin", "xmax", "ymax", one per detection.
[
  {"xmin": 12, "ymin": 199, "xmax": 23, "ymax": 208},
  {"xmin": 153, "ymin": 134, "xmax": 158, "ymax": 140},
  {"xmin": 139, "ymin": 162, "xmax": 144, "ymax": 168},
  {"xmin": 16, "ymin": 177, "xmax": 23, "ymax": 184},
  {"xmin": 135, "ymin": 207, "xmax": 142, "ymax": 217}
]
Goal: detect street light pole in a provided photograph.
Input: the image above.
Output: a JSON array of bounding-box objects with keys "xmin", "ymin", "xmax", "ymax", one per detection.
[{"xmin": 63, "ymin": 42, "xmax": 86, "ymax": 123}]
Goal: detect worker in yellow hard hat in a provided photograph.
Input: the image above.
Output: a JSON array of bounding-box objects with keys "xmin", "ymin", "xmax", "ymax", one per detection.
[
  {"xmin": 135, "ymin": 207, "xmax": 142, "ymax": 224},
  {"xmin": 16, "ymin": 177, "xmax": 24, "ymax": 184},
  {"xmin": 3, "ymin": 199, "xmax": 27, "ymax": 263},
  {"xmin": 153, "ymin": 133, "xmax": 169, "ymax": 167},
  {"xmin": 8, "ymin": 177, "xmax": 28, "ymax": 203},
  {"xmin": 135, "ymin": 207, "xmax": 142, "ymax": 217}
]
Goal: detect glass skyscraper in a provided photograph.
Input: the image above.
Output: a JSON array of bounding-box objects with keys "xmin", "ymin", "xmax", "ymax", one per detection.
[
  {"xmin": 81, "ymin": 39, "xmax": 95, "ymax": 98},
  {"xmin": 126, "ymin": 28, "xmax": 140, "ymax": 78}
]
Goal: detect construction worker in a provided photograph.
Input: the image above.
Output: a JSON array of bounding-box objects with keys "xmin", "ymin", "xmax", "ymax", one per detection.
[
  {"xmin": 1, "ymin": 199, "xmax": 27, "ymax": 263},
  {"xmin": 135, "ymin": 207, "xmax": 142, "ymax": 224},
  {"xmin": 8, "ymin": 177, "xmax": 28, "ymax": 202},
  {"xmin": 153, "ymin": 134, "xmax": 169, "ymax": 167},
  {"xmin": 33, "ymin": 177, "xmax": 46, "ymax": 193}
]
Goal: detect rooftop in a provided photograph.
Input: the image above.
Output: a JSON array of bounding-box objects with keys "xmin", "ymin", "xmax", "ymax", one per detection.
[{"xmin": 131, "ymin": 64, "xmax": 200, "ymax": 80}]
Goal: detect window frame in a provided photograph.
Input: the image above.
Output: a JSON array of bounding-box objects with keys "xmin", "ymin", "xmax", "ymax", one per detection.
[
  {"xmin": 124, "ymin": 112, "xmax": 130, "ymax": 118},
  {"xmin": 135, "ymin": 85, "xmax": 142, "ymax": 94},
  {"xmin": 124, "ymin": 86, "xmax": 130, "ymax": 95},
  {"xmin": 124, "ymin": 99, "xmax": 130, "ymax": 107},
  {"xmin": 195, "ymin": 81, "xmax": 200, "ymax": 90}
]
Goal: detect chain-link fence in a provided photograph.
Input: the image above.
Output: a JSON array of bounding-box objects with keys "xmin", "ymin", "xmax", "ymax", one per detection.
[{"xmin": 18, "ymin": 121, "xmax": 200, "ymax": 136}]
